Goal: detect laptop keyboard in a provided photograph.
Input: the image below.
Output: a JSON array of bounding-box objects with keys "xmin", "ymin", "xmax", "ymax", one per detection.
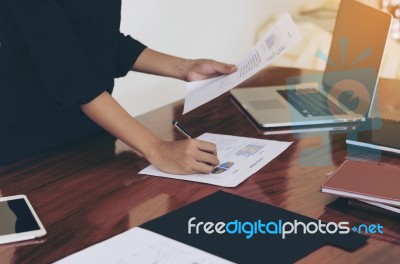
[{"xmin": 277, "ymin": 88, "xmax": 347, "ymax": 117}]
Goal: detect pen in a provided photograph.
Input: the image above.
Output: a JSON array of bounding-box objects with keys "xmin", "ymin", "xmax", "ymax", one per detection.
[{"xmin": 172, "ymin": 120, "xmax": 194, "ymax": 139}]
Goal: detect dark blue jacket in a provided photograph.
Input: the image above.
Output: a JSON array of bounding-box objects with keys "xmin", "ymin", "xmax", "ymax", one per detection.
[{"xmin": 0, "ymin": 0, "xmax": 146, "ymax": 165}]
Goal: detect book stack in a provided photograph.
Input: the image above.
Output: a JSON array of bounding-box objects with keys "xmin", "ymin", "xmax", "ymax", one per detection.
[
  {"xmin": 321, "ymin": 160, "xmax": 400, "ymax": 216},
  {"xmin": 346, "ymin": 117, "xmax": 400, "ymax": 155}
]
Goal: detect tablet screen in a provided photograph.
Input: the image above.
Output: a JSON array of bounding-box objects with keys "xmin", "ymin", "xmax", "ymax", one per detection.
[{"xmin": 0, "ymin": 198, "xmax": 41, "ymax": 235}]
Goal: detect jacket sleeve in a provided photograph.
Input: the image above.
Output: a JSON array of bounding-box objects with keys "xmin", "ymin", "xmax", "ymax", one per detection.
[
  {"xmin": 114, "ymin": 33, "xmax": 147, "ymax": 78},
  {"xmin": 7, "ymin": 0, "xmax": 108, "ymax": 109}
]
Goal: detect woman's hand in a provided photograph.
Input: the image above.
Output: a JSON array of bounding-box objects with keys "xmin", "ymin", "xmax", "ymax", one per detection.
[
  {"xmin": 82, "ymin": 92, "xmax": 219, "ymax": 175},
  {"xmin": 184, "ymin": 59, "xmax": 237, "ymax": 82},
  {"xmin": 146, "ymin": 139, "xmax": 219, "ymax": 175},
  {"xmin": 132, "ymin": 48, "xmax": 237, "ymax": 81}
]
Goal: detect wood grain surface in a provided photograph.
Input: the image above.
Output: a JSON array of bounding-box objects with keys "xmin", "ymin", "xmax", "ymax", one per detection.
[{"xmin": 0, "ymin": 67, "xmax": 399, "ymax": 264}]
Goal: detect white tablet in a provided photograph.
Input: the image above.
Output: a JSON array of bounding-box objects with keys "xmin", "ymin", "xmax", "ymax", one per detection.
[{"xmin": 0, "ymin": 195, "xmax": 47, "ymax": 244}]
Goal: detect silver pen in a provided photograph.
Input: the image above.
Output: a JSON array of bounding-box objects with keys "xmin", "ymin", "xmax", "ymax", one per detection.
[{"xmin": 172, "ymin": 120, "xmax": 194, "ymax": 139}]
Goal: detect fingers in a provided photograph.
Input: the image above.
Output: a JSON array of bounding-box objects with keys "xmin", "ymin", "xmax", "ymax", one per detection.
[
  {"xmin": 186, "ymin": 59, "xmax": 237, "ymax": 81},
  {"xmin": 191, "ymin": 140, "xmax": 219, "ymax": 173},
  {"xmin": 149, "ymin": 139, "xmax": 219, "ymax": 175},
  {"xmin": 196, "ymin": 139, "xmax": 217, "ymax": 155},
  {"xmin": 194, "ymin": 140, "xmax": 219, "ymax": 165},
  {"xmin": 178, "ymin": 139, "xmax": 219, "ymax": 174},
  {"xmin": 191, "ymin": 161, "xmax": 216, "ymax": 174},
  {"xmin": 196, "ymin": 147, "xmax": 219, "ymax": 166},
  {"xmin": 211, "ymin": 60, "xmax": 237, "ymax": 75}
]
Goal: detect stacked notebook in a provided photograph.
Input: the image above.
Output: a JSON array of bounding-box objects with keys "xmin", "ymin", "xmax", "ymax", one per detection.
[
  {"xmin": 346, "ymin": 117, "xmax": 400, "ymax": 154},
  {"xmin": 321, "ymin": 160, "xmax": 400, "ymax": 215}
]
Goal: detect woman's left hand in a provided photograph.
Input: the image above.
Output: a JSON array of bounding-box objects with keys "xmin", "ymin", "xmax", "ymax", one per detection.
[{"xmin": 185, "ymin": 59, "xmax": 237, "ymax": 81}]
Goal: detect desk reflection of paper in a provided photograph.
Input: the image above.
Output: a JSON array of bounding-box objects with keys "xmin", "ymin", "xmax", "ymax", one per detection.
[
  {"xmin": 139, "ymin": 133, "xmax": 292, "ymax": 187},
  {"xmin": 55, "ymin": 227, "xmax": 234, "ymax": 264},
  {"xmin": 183, "ymin": 13, "xmax": 302, "ymax": 114}
]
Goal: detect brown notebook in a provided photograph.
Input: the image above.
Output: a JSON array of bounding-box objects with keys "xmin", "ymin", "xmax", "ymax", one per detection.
[{"xmin": 321, "ymin": 160, "xmax": 400, "ymax": 207}]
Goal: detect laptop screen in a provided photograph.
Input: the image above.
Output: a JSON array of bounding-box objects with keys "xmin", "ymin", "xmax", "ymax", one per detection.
[{"xmin": 322, "ymin": 0, "xmax": 392, "ymax": 117}]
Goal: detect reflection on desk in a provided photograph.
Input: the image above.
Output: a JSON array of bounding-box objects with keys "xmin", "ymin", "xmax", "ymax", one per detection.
[{"xmin": 0, "ymin": 67, "xmax": 399, "ymax": 264}]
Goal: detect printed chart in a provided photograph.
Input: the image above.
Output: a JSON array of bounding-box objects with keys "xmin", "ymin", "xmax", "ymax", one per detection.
[{"xmin": 140, "ymin": 133, "xmax": 292, "ymax": 187}]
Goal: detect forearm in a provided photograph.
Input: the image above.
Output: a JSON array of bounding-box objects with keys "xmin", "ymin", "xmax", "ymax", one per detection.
[
  {"xmin": 132, "ymin": 48, "xmax": 236, "ymax": 82},
  {"xmin": 80, "ymin": 91, "xmax": 219, "ymax": 174},
  {"xmin": 132, "ymin": 48, "xmax": 190, "ymax": 80},
  {"xmin": 81, "ymin": 91, "xmax": 161, "ymax": 160}
]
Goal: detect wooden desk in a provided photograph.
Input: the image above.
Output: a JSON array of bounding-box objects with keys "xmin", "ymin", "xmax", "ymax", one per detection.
[{"xmin": 0, "ymin": 67, "xmax": 399, "ymax": 263}]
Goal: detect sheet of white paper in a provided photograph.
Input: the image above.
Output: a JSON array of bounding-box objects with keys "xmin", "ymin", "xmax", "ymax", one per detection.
[
  {"xmin": 183, "ymin": 13, "xmax": 302, "ymax": 114},
  {"xmin": 139, "ymin": 133, "xmax": 292, "ymax": 187},
  {"xmin": 360, "ymin": 200, "xmax": 400, "ymax": 214},
  {"xmin": 54, "ymin": 227, "xmax": 234, "ymax": 264}
]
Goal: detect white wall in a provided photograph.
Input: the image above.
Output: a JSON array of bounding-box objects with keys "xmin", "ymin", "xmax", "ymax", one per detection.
[{"xmin": 114, "ymin": 0, "xmax": 306, "ymax": 116}]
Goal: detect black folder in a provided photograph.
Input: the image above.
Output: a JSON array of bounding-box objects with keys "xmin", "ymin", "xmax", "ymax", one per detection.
[{"xmin": 142, "ymin": 191, "xmax": 368, "ymax": 263}]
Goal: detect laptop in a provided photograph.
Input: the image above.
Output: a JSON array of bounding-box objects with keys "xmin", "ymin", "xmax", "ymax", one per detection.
[{"xmin": 231, "ymin": 0, "xmax": 392, "ymax": 128}]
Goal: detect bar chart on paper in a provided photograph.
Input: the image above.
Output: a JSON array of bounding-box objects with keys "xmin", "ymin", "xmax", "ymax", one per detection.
[
  {"xmin": 183, "ymin": 13, "xmax": 302, "ymax": 114},
  {"xmin": 139, "ymin": 133, "xmax": 292, "ymax": 187}
]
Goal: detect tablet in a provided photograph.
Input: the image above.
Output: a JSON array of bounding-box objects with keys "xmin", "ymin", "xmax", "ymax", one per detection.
[{"xmin": 0, "ymin": 195, "xmax": 47, "ymax": 244}]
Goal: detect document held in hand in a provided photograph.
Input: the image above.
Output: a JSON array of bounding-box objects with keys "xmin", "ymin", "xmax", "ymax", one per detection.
[{"xmin": 183, "ymin": 13, "xmax": 302, "ymax": 114}]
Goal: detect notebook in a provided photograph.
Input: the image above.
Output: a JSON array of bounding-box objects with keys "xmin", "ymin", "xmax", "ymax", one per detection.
[
  {"xmin": 321, "ymin": 160, "xmax": 400, "ymax": 207},
  {"xmin": 347, "ymin": 199, "xmax": 400, "ymax": 216},
  {"xmin": 346, "ymin": 117, "xmax": 400, "ymax": 154},
  {"xmin": 230, "ymin": 0, "xmax": 392, "ymax": 128}
]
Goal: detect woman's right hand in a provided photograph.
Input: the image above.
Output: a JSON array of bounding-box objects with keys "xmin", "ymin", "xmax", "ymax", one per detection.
[
  {"xmin": 81, "ymin": 92, "xmax": 218, "ymax": 175},
  {"xmin": 146, "ymin": 139, "xmax": 219, "ymax": 175}
]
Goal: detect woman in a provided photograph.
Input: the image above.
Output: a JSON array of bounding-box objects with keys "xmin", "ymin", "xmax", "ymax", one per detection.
[{"xmin": 0, "ymin": 0, "xmax": 236, "ymax": 173}]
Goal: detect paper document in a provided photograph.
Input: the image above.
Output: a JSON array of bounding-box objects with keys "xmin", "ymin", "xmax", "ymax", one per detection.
[
  {"xmin": 183, "ymin": 13, "xmax": 302, "ymax": 114},
  {"xmin": 139, "ymin": 133, "xmax": 292, "ymax": 187},
  {"xmin": 54, "ymin": 227, "xmax": 234, "ymax": 264},
  {"xmin": 361, "ymin": 200, "xmax": 400, "ymax": 214}
]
